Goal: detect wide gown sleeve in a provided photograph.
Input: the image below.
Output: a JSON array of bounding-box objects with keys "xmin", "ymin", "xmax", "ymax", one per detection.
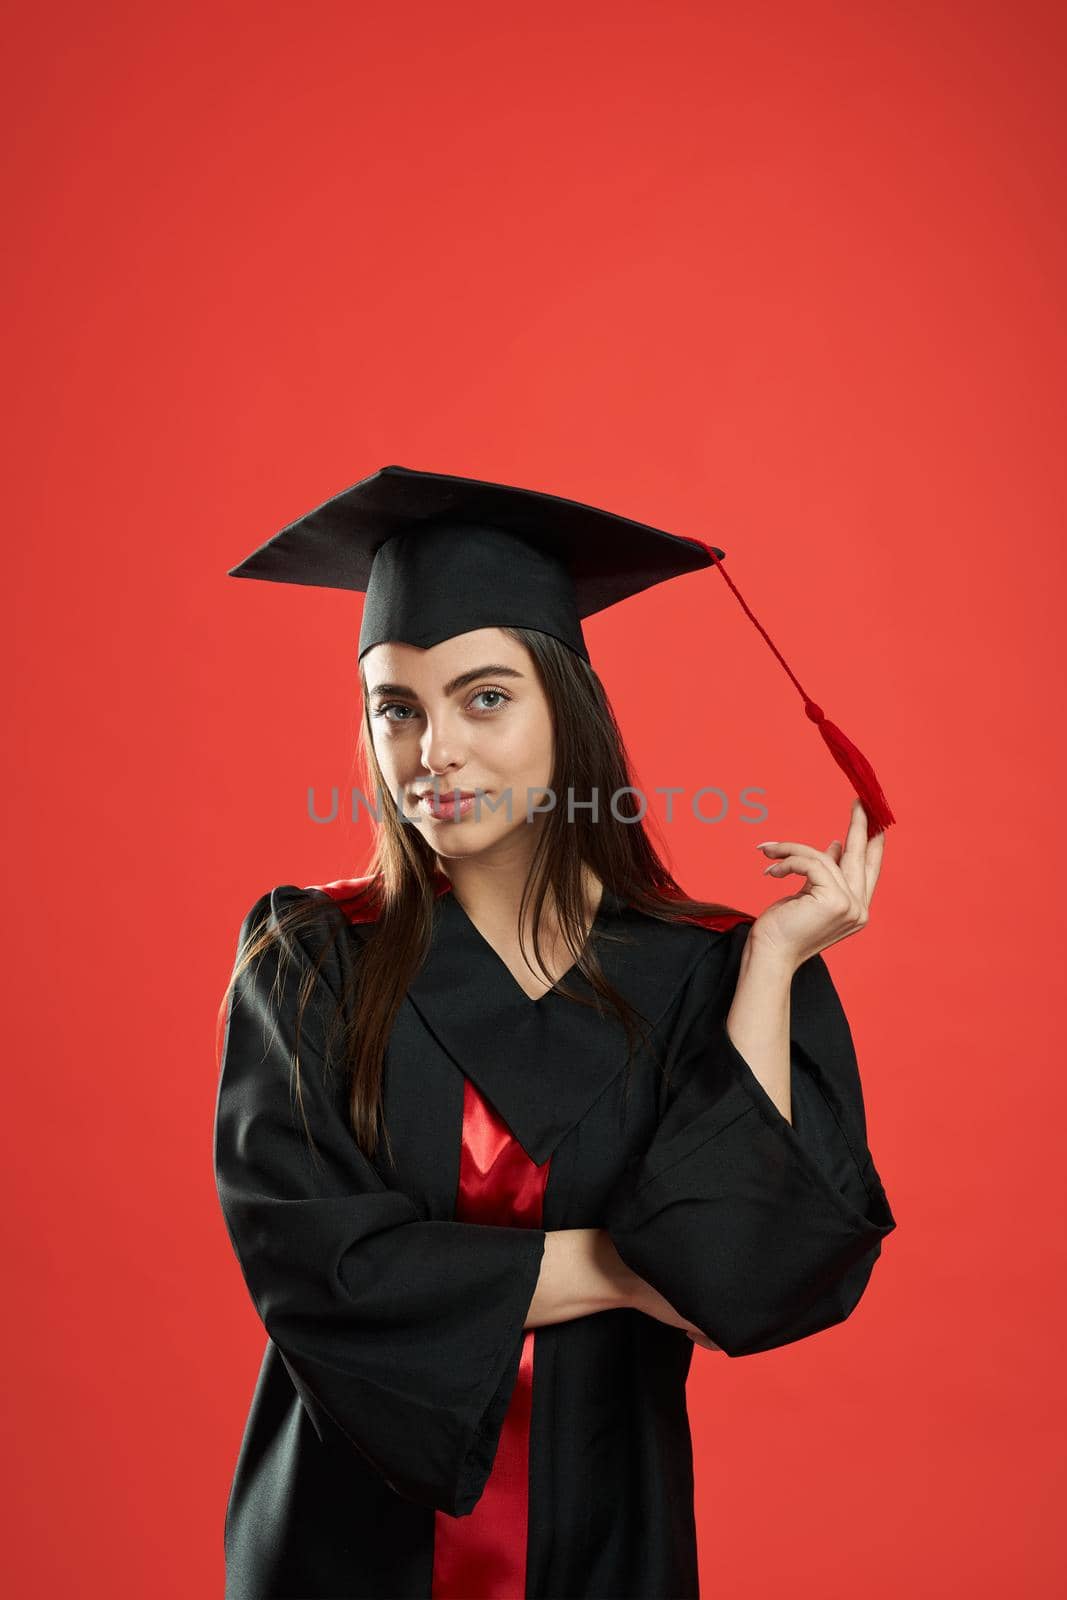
[
  {"xmin": 603, "ymin": 920, "xmax": 897, "ymax": 1358},
  {"xmin": 213, "ymin": 886, "xmax": 547, "ymax": 1517}
]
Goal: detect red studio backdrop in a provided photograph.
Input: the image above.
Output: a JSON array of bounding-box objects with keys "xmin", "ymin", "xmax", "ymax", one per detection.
[{"xmin": 4, "ymin": 3, "xmax": 1064, "ymax": 1596}]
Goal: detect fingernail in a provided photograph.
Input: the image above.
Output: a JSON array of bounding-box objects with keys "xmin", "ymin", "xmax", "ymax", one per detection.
[{"xmin": 755, "ymin": 841, "xmax": 776, "ymax": 849}]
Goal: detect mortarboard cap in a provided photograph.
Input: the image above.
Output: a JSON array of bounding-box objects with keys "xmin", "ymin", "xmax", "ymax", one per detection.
[{"xmin": 228, "ymin": 463, "xmax": 895, "ymax": 834}]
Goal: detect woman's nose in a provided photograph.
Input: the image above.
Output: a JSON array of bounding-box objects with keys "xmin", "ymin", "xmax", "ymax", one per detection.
[{"xmin": 421, "ymin": 721, "xmax": 465, "ymax": 772}]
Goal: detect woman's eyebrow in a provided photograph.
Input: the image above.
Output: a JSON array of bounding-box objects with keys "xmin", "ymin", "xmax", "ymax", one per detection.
[{"xmin": 369, "ymin": 664, "xmax": 526, "ymax": 699}]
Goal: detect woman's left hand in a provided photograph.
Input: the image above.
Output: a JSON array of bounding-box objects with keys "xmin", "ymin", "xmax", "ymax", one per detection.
[{"xmin": 750, "ymin": 798, "xmax": 886, "ymax": 972}]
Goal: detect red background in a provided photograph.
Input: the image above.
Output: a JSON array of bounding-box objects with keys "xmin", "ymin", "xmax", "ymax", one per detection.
[{"xmin": 5, "ymin": 2, "xmax": 1063, "ymax": 1594}]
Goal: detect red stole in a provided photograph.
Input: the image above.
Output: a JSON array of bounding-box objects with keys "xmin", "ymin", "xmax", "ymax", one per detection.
[{"xmin": 431, "ymin": 1077, "xmax": 550, "ymax": 1598}]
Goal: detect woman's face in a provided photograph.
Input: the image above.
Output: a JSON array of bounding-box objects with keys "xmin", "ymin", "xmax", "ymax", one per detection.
[{"xmin": 363, "ymin": 628, "xmax": 555, "ymax": 866}]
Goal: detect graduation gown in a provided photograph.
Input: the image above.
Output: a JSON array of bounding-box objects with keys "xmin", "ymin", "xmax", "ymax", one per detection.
[{"xmin": 214, "ymin": 876, "xmax": 896, "ymax": 1600}]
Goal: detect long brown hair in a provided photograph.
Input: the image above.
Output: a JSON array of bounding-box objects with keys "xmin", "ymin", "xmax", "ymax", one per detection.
[{"xmin": 222, "ymin": 627, "xmax": 748, "ymax": 1170}]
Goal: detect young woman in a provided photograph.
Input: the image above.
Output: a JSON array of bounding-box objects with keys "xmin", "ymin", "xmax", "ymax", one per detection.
[{"xmin": 214, "ymin": 465, "xmax": 896, "ymax": 1599}]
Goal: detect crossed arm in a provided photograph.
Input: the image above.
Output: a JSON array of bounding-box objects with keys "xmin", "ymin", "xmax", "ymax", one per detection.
[
  {"xmin": 524, "ymin": 1226, "xmax": 720, "ymax": 1345},
  {"xmin": 525, "ymin": 939, "xmax": 797, "ymax": 1348}
]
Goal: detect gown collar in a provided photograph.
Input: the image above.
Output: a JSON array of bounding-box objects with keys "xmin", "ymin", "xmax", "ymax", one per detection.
[{"xmin": 395, "ymin": 880, "xmax": 711, "ymax": 1165}]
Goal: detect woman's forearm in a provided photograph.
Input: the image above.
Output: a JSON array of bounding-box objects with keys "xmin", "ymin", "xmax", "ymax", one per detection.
[
  {"xmin": 524, "ymin": 1227, "xmax": 636, "ymax": 1328},
  {"xmin": 525, "ymin": 1228, "xmax": 721, "ymax": 1347},
  {"xmin": 724, "ymin": 936, "xmax": 796, "ymax": 1124}
]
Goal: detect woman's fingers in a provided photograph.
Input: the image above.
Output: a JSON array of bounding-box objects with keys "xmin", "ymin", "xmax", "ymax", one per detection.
[
  {"xmin": 838, "ymin": 800, "xmax": 871, "ymax": 902},
  {"xmin": 759, "ymin": 840, "xmax": 852, "ymax": 901},
  {"xmin": 763, "ymin": 851, "xmax": 850, "ymax": 891},
  {"xmin": 758, "ymin": 838, "xmax": 845, "ymax": 875},
  {"xmin": 865, "ymin": 825, "xmax": 886, "ymax": 905},
  {"xmin": 841, "ymin": 798, "xmax": 887, "ymax": 908},
  {"xmin": 757, "ymin": 799, "xmax": 885, "ymax": 931}
]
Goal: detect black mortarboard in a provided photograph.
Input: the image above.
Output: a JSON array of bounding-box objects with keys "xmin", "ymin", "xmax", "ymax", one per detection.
[{"xmin": 228, "ymin": 463, "xmax": 895, "ymax": 833}]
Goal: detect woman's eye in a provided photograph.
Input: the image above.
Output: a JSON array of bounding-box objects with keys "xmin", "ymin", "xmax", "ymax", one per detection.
[
  {"xmin": 471, "ymin": 688, "xmax": 511, "ymax": 712},
  {"xmin": 372, "ymin": 688, "xmax": 512, "ymax": 724}
]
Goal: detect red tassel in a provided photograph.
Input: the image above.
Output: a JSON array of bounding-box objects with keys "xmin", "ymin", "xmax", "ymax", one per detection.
[
  {"xmin": 803, "ymin": 698, "xmax": 896, "ymax": 835},
  {"xmin": 685, "ymin": 535, "xmax": 896, "ymax": 836}
]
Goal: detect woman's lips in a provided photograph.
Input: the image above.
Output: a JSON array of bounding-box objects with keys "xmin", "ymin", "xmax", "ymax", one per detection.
[{"xmin": 416, "ymin": 791, "xmax": 482, "ymax": 820}]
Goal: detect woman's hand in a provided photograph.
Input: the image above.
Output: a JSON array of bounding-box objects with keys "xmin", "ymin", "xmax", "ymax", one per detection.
[
  {"xmin": 602, "ymin": 1231, "xmax": 724, "ymax": 1348},
  {"xmin": 750, "ymin": 798, "xmax": 886, "ymax": 971},
  {"xmin": 625, "ymin": 1268, "xmax": 723, "ymax": 1351}
]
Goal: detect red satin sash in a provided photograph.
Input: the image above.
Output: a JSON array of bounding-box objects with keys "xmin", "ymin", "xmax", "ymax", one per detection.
[{"xmin": 431, "ymin": 1077, "xmax": 550, "ymax": 1599}]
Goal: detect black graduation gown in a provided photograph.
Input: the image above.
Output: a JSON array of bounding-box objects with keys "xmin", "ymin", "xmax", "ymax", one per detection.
[{"xmin": 213, "ymin": 878, "xmax": 896, "ymax": 1600}]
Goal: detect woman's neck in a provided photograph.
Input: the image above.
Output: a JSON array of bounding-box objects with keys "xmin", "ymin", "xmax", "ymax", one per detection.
[{"xmin": 436, "ymin": 853, "xmax": 603, "ymax": 948}]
